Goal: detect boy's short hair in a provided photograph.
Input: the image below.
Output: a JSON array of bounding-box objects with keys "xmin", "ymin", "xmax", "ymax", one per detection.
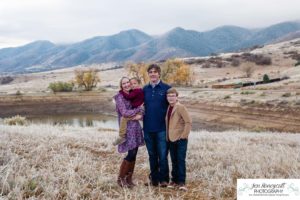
[
  {"xmin": 130, "ymin": 77, "xmax": 141, "ymax": 84},
  {"xmin": 147, "ymin": 64, "xmax": 161, "ymax": 74},
  {"xmin": 167, "ymin": 87, "xmax": 179, "ymax": 96}
]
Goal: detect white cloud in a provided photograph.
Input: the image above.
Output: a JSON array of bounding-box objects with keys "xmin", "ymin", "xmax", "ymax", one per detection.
[{"xmin": 0, "ymin": 0, "xmax": 299, "ymax": 48}]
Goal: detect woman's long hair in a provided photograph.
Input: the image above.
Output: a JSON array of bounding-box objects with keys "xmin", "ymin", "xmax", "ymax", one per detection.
[{"xmin": 119, "ymin": 76, "xmax": 129, "ymax": 90}]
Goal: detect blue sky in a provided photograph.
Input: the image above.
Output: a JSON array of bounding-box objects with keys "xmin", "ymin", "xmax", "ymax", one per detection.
[{"xmin": 0, "ymin": 0, "xmax": 299, "ymax": 48}]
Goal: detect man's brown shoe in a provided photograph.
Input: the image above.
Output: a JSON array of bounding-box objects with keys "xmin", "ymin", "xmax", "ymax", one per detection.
[
  {"xmin": 159, "ymin": 181, "xmax": 168, "ymax": 188},
  {"xmin": 167, "ymin": 182, "xmax": 178, "ymax": 189}
]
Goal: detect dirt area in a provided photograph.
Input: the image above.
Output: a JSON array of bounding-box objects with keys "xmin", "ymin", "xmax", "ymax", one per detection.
[
  {"xmin": 0, "ymin": 91, "xmax": 115, "ymax": 118},
  {"xmin": 1, "ymin": 90, "xmax": 300, "ymax": 133},
  {"xmin": 184, "ymin": 98, "xmax": 300, "ymax": 133}
]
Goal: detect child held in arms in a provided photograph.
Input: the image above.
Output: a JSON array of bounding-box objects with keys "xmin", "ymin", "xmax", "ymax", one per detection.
[{"xmin": 113, "ymin": 77, "xmax": 144, "ymax": 145}]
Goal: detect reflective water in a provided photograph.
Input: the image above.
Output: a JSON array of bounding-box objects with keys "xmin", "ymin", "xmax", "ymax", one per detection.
[{"xmin": 28, "ymin": 113, "xmax": 118, "ymax": 129}]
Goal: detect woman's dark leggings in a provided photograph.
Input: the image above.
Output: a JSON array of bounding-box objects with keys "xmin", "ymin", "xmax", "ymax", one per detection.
[{"xmin": 124, "ymin": 147, "xmax": 138, "ymax": 162}]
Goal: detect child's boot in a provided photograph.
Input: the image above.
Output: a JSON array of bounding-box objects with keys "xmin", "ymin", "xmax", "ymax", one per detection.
[{"xmin": 113, "ymin": 136, "xmax": 126, "ymax": 146}]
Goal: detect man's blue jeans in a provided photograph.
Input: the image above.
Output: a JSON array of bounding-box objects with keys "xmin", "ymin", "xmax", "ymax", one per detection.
[
  {"xmin": 144, "ymin": 131, "xmax": 169, "ymax": 183},
  {"xmin": 169, "ymin": 139, "xmax": 188, "ymax": 184}
]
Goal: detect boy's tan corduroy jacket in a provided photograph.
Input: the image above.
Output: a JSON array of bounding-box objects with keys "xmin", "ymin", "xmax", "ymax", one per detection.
[{"xmin": 165, "ymin": 102, "xmax": 192, "ymax": 142}]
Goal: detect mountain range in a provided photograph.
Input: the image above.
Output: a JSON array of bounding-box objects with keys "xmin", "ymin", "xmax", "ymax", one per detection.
[{"xmin": 1, "ymin": 21, "xmax": 300, "ymax": 73}]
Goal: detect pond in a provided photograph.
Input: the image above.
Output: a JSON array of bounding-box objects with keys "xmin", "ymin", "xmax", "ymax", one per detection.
[{"xmin": 28, "ymin": 113, "xmax": 119, "ymax": 129}]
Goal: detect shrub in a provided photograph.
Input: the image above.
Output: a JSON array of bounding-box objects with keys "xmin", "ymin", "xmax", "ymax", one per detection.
[
  {"xmin": 0, "ymin": 76, "xmax": 14, "ymax": 84},
  {"xmin": 184, "ymin": 58, "xmax": 205, "ymax": 65},
  {"xmin": 255, "ymin": 56, "xmax": 272, "ymax": 65},
  {"xmin": 48, "ymin": 81, "xmax": 73, "ymax": 93},
  {"xmin": 74, "ymin": 69, "xmax": 100, "ymax": 91},
  {"xmin": 231, "ymin": 58, "xmax": 240, "ymax": 67},
  {"xmin": 263, "ymin": 74, "xmax": 270, "ymax": 83},
  {"xmin": 206, "ymin": 57, "xmax": 225, "ymax": 68},
  {"xmin": 16, "ymin": 90, "xmax": 22, "ymax": 96},
  {"xmin": 251, "ymin": 126, "xmax": 266, "ymax": 132},
  {"xmin": 285, "ymin": 51, "xmax": 300, "ymax": 60},
  {"xmin": 97, "ymin": 87, "xmax": 107, "ymax": 92},
  {"xmin": 260, "ymin": 92, "xmax": 267, "ymax": 97},
  {"xmin": 292, "ymin": 54, "xmax": 300, "ymax": 60},
  {"xmin": 224, "ymin": 95, "xmax": 231, "ymax": 99},
  {"xmin": 242, "ymin": 53, "xmax": 272, "ymax": 65},
  {"xmin": 4, "ymin": 115, "xmax": 27, "ymax": 126},
  {"xmin": 216, "ymin": 60, "xmax": 225, "ymax": 68},
  {"xmin": 282, "ymin": 92, "xmax": 291, "ymax": 97},
  {"xmin": 202, "ymin": 62, "xmax": 211, "ymax": 68},
  {"xmin": 295, "ymin": 60, "xmax": 300, "ymax": 67},
  {"xmin": 241, "ymin": 91, "xmax": 255, "ymax": 95}
]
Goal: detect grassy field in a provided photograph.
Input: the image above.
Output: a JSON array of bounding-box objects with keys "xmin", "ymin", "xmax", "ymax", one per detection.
[{"xmin": 1, "ymin": 124, "xmax": 299, "ymax": 199}]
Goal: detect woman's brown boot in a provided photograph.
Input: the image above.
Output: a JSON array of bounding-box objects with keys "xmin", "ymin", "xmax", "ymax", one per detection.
[
  {"xmin": 126, "ymin": 161, "xmax": 136, "ymax": 187},
  {"xmin": 117, "ymin": 159, "xmax": 130, "ymax": 187}
]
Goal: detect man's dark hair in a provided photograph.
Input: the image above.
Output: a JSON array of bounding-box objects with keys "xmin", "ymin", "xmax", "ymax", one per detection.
[{"xmin": 147, "ymin": 64, "xmax": 161, "ymax": 74}]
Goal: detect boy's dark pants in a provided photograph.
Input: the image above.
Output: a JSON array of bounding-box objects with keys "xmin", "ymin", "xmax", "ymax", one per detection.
[{"xmin": 169, "ymin": 139, "xmax": 188, "ymax": 184}]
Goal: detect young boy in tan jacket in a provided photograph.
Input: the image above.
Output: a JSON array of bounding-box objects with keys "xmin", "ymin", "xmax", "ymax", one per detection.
[{"xmin": 165, "ymin": 88, "xmax": 192, "ymax": 191}]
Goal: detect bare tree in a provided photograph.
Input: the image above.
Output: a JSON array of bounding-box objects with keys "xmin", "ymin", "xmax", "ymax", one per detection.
[{"xmin": 241, "ymin": 62, "xmax": 255, "ymax": 78}]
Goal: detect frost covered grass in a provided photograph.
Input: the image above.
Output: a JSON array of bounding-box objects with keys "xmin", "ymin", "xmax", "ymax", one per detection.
[
  {"xmin": 0, "ymin": 124, "xmax": 299, "ymax": 199},
  {"xmin": 187, "ymin": 131, "xmax": 300, "ymax": 198}
]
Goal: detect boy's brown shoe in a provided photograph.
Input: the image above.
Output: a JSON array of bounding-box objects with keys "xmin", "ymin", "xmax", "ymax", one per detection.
[
  {"xmin": 159, "ymin": 181, "xmax": 168, "ymax": 188},
  {"xmin": 178, "ymin": 184, "xmax": 188, "ymax": 191},
  {"xmin": 167, "ymin": 182, "xmax": 177, "ymax": 189}
]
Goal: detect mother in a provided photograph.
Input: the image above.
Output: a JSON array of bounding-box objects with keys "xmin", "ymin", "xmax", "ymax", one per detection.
[{"xmin": 114, "ymin": 77, "xmax": 144, "ymax": 187}]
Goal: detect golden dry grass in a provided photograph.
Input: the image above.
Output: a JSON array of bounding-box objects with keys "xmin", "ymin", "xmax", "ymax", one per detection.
[{"xmin": 1, "ymin": 124, "xmax": 300, "ymax": 200}]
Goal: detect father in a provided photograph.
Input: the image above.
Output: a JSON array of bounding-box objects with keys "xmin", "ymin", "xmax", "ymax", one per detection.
[{"xmin": 143, "ymin": 64, "xmax": 171, "ymax": 187}]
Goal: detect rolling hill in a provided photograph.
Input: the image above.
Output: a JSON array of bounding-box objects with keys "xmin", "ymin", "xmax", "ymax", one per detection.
[{"xmin": 1, "ymin": 21, "xmax": 300, "ymax": 73}]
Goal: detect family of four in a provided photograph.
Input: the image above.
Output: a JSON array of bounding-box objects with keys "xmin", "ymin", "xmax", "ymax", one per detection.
[{"xmin": 113, "ymin": 64, "xmax": 192, "ymax": 191}]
